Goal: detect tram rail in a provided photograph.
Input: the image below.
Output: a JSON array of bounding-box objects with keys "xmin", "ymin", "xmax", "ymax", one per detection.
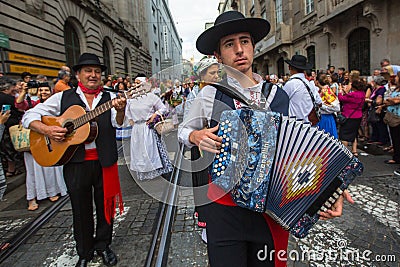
[
  {"xmin": 0, "ymin": 141, "xmax": 186, "ymax": 267},
  {"xmin": 0, "ymin": 195, "xmax": 69, "ymax": 264},
  {"xmin": 145, "ymin": 142, "xmax": 184, "ymax": 267}
]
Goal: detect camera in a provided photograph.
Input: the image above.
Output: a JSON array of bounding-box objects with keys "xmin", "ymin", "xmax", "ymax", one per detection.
[
  {"xmin": 27, "ymin": 80, "xmax": 40, "ymax": 89},
  {"xmin": 26, "ymin": 80, "xmax": 49, "ymax": 89}
]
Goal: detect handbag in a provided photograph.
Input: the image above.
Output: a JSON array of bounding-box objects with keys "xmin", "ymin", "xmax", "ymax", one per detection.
[
  {"xmin": 336, "ymin": 113, "xmax": 347, "ymax": 125},
  {"xmin": 367, "ymin": 106, "xmax": 381, "ymax": 123},
  {"xmin": 337, "ymin": 101, "xmax": 364, "ymax": 126},
  {"xmin": 9, "ymin": 124, "xmax": 30, "ymax": 152},
  {"xmin": 154, "ymin": 115, "xmax": 175, "ymax": 135},
  {"xmin": 383, "ymin": 111, "xmax": 400, "ymax": 127}
]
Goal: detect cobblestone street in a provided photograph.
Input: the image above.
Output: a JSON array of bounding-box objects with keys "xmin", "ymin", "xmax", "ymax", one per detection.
[{"xmin": 0, "ymin": 143, "xmax": 399, "ymax": 266}]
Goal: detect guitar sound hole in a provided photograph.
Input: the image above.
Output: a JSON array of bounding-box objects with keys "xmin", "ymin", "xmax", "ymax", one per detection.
[{"xmin": 64, "ymin": 121, "xmax": 75, "ymax": 137}]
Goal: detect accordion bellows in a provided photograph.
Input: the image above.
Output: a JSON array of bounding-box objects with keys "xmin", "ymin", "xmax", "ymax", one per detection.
[{"xmin": 211, "ymin": 109, "xmax": 363, "ymax": 238}]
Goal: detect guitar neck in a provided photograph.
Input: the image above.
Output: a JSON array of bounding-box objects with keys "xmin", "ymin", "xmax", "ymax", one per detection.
[
  {"xmin": 73, "ymin": 100, "xmax": 113, "ymax": 129},
  {"xmin": 72, "ymin": 87, "xmax": 150, "ymax": 129}
]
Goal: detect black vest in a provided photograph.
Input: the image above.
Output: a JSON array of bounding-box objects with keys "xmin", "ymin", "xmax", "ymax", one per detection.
[{"xmin": 60, "ymin": 89, "xmax": 118, "ymax": 167}]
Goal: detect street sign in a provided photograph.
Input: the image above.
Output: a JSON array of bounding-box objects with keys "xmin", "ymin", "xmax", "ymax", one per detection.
[{"xmin": 0, "ymin": 33, "xmax": 10, "ymax": 49}]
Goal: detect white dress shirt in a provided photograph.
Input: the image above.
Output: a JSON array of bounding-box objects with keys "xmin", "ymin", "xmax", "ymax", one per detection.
[
  {"xmin": 283, "ymin": 73, "xmax": 322, "ymax": 122},
  {"xmin": 178, "ymin": 73, "xmax": 264, "ymax": 148}
]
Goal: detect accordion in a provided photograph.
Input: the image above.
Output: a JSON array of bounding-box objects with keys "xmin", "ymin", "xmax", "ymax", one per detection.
[{"xmin": 211, "ymin": 109, "xmax": 363, "ymax": 238}]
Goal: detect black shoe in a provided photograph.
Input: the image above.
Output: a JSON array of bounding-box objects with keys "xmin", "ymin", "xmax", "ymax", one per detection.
[
  {"xmin": 75, "ymin": 258, "xmax": 90, "ymax": 267},
  {"xmin": 97, "ymin": 247, "xmax": 118, "ymax": 266}
]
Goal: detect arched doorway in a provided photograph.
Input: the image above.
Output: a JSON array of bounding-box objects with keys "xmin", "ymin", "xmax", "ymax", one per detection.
[
  {"xmin": 64, "ymin": 20, "xmax": 81, "ymax": 69},
  {"xmin": 348, "ymin": 27, "xmax": 370, "ymax": 75}
]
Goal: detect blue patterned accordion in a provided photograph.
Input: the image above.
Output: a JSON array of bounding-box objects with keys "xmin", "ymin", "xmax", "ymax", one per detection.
[{"xmin": 211, "ymin": 109, "xmax": 363, "ymax": 238}]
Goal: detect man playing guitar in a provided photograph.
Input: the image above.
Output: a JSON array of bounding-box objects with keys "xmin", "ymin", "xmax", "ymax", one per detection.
[{"xmin": 22, "ymin": 53, "xmax": 126, "ymax": 267}]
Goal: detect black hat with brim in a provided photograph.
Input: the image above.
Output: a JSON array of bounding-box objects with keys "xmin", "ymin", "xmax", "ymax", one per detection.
[
  {"xmin": 72, "ymin": 53, "xmax": 107, "ymax": 72},
  {"xmin": 196, "ymin": 11, "xmax": 270, "ymax": 55},
  {"xmin": 284, "ymin": 55, "xmax": 313, "ymax": 70}
]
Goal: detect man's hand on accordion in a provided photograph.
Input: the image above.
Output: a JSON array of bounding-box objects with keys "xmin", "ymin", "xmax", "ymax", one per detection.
[
  {"xmin": 319, "ymin": 190, "xmax": 354, "ymax": 220},
  {"xmin": 189, "ymin": 125, "xmax": 222, "ymax": 154}
]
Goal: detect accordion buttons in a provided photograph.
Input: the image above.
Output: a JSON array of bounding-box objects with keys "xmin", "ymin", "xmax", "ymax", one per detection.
[
  {"xmin": 320, "ymin": 206, "xmax": 328, "ymax": 212},
  {"xmin": 328, "ymin": 197, "xmax": 336, "ymax": 204}
]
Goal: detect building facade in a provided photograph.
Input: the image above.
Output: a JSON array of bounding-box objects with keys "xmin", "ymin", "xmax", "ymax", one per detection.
[
  {"xmin": 0, "ymin": 0, "xmax": 152, "ymax": 79},
  {"xmin": 218, "ymin": 0, "xmax": 400, "ymax": 77},
  {"xmin": 147, "ymin": 0, "xmax": 182, "ymax": 77}
]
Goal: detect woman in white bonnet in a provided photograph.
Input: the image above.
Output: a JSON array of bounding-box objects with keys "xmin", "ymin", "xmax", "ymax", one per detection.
[
  {"xmin": 183, "ymin": 56, "xmax": 219, "ymax": 243},
  {"xmin": 183, "ymin": 56, "xmax": 219, "ymax": 119},
  {"xmin": 125, "ymin": 73, "xmax": 173, "ymax": 180}
]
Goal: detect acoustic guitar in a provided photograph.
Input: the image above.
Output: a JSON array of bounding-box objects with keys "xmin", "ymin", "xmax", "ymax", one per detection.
[{"xmin": 30, "ymin": 87, "xmax": 149, "ymax": 167}]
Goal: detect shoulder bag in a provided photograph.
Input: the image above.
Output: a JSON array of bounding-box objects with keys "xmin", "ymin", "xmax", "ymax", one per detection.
[
  {"xmin": 367, "ymin": 104, "xmax": 381, "ymax": 124},
  {"xmin": 336, "ymin": 101, "xmax": 364, "ymax": 126},
  {"xmin": 383, "ymin": 111, "xmax": 400, "ymax": 127}
]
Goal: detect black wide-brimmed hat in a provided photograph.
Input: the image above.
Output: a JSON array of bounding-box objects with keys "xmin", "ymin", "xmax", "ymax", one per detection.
[
  {"xmin": 72, "ymin": 53, "xmax": 107, "ymax": 72},
  {"xmin": 284, "ymin": 55, "xmax": 313, "ymax": 70},
  {"xmin": 196, "ymin": 11, "xmax": 270, "ymax": 55}
]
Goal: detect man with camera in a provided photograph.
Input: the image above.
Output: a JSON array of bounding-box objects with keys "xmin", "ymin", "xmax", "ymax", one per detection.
[{"xmin": 21, "ymin": 72, "xmax": 41, "ymax": 101}]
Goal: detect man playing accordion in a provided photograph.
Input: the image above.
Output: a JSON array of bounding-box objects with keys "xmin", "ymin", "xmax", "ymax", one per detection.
[{"xmin": 178, "ymin": 10, "xmax": 354, "ymax": 267}]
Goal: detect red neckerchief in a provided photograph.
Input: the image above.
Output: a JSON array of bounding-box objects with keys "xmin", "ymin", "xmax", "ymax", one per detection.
[{"xmin": 78, "ymin": 81, "xmax": 103, "ymax": 97}]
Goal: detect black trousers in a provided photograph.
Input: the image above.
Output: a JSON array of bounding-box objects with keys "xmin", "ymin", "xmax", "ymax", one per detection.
[
  {"xmin": 390, "ymin": 124, "xmax": 400, "ymax": 163},
  {"xmin": 191, "ymin": 146, "xmax": 210, "ymax": 224},
  {"xmin": 205, "ymin": 202, "xmax": 275, "ymax": 267},
  {"xmin": 63, "ymin": 160, "xmax": 113, "ymax": 259}
]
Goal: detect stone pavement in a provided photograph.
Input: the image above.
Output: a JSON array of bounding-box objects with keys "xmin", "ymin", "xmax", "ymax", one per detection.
[
  {"xmin": 0, "ymin": 163, "xmax": 161, "ymax": 267},
  {"xmin": 167, "ymin": 148, "xmax": 400, "ymax": 267},
  {"xmin": 0, "ymin": 141, "xmax": 399, "ymax": 266}
]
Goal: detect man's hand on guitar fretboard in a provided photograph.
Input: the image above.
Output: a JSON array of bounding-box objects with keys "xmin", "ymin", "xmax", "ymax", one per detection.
[{"xmin": 112, "ymin": 96, "xmax": 127, "ymax": 111}]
